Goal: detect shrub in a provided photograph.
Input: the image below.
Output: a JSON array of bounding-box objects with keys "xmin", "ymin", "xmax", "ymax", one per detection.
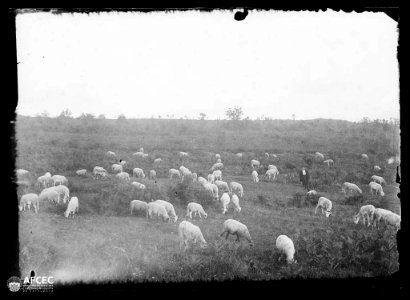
[
  {"xmin": 343, "ymin": 194, "xmax": 365, "ymax": 205},
  {"xmin": 257, "ymin": 194, "xmax": 272, "ymax": 207}
]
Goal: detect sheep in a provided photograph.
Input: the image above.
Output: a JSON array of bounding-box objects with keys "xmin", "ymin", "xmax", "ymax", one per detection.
[
  {"xmin": 374, "ymin": 165, "xmax": 382, "ymax": 171},
  {"xmin": 229, "ymin": 182, "xmax": 243, "ymax": 198},
  {"xmin": 276, "ymin": 235, "xmax": 296, "ymax": 264},
  {"xmin": 361, "ymin": 154, "xmax": 369, "ymax": 160},
  {"xmin": 37, "ymin": 175, "xmax": 49, "ymax": 189},
  {"xmin": 268, "ymin": 164, "xmax": 278, "ymax": 170},
  {"xmin": 315, "ymin": 152, "xmax": 325, "ymax": 160},
  {"xmin": 371, "ymin": 175, "xmax": 386, "ymax": 185},
  {"xmin": 112, "ymin": 164, "xmax": 123, "ymax": 174},
  {"xmin": 191, "ymin": 172, "xmax": 198, "ymax": 182},
  {"xmin": 220, "ymin": 192, "xmax": 231, "ymax": 214},
  {"xmin": 231, "ymin": 193, "xmax": 241, "ymax": 212},
  {"xmin": 373, "ymin": 208, "xmax": 400, "ymax": 231},
  {"xmin": 236, "ymin": 153, "xmax": 243, "ymax": 158},
  {"xmin": 41, "ymin": 185, "xmax": 70, "ymax": 204},
  {"xmin": 306, "ymin": 190, "xmax": 317, "ymax": 197},
  {"xmin": 369, "ymin": 182, "xmax": 385, "ymax": 196},
  {"xmin": 323, "ymin": 159, "xmax": 334, "ymax": 167},
  {"xmin": 19, "ymin": 193, "xmax": 39, "ymax": 213},
  {"xmin": 387, "ymin": 157, "xmax": 395, "ymax": 164},
  {"xmin": 44, "ymin": 172, "xmax": 52, "ymax": 178},
  {"xmin": 133, "ymin": 168, "xmax": 145, "ymax": 179},
  {"xmin": 52, "ymin": 175, "xmax": 68, "ymax": 186},
  {"xmin": 251, "ymin": 159, "xmax": 260, "ymax": 168},
  {"xmin": 149, "ymin": 170, "xmax": 157, "ymax": 180},
  {"xmin": 353, "ymin": 205, "xmax": 376, "ymax": 227},
  {"xmin": 93, "ymin": 166, "xmax": 108, "ymax": 180},
  {"xmin": 216, "ymin": 158, "xmax": 222, "ymax": 163},
  {"xmin": 133, "ymin": 151, "xmax": 145, "ymax": 158},
  {"xmin": 153, "ymin": 200, "xmax": 178, "ymax": 222},
  {"xmin": 315, "ymin": 197, "xmax": 333, "ymax": 217},
  {"xmin": 251, "ymin": 170, "xmax": 259, "ymax": 182},
  {"xmin": 39, "ymin": 189, "xmax": 59, "ymax": 205},
  {"xmin": 116, "ymin": 172, "xmax": 130, "ymax": 181},
  {"xmin": 186, "ymin": 202, "xmax": 207, "ymax": 219},
  {"xmin": 211, "ymin": 183, "xmax": 219, "ymax": 199},
  {"xmin": 180, "ymin": 166, "xmax": 193, "ymax": 182},
  {"xmin": 265, "ymin": 168, "xmax": 279, "ymax": 181},
  {"xmin": 130, "ymin": 200, "xmax": 148, "ymax": 216},
  {"xmin": 106, "ymin": 151, "xmax": 116, "ymax": 158},
  {"xmin": 220, "ymin": 219, "xmax": 253, "ymax": 246},
  {"xmin": 16, "ymin": 169, "xmax": 29, "ymax": 178},
  {"xmin": 198, "ymin": 176, "xmax": 208, "ymax": 186},
  {"xmin": 203, "ymin": 182, "xmax": 217, "ymax": 199},
  {"xmin": 139, "ymin": 147, "xmax": 144, "ymax": 152},
  {"xmin": 215, "ymin": 153, "xmax": 221, "ymax": 160},
  {"xmin": 178, "ymin": 221, "xmax": 207, "ymax": 252},
  {"xmin": 143, "ymin": 153, "xmax": 149, "ymax": 158},
  {"xmin": 169, "ymin": 168, "xmax": 182, "ymax": 179},
  {"xmin": 76, "ymin": 169, "xmax": 87, "ymax": 176},
  {"xmin": 212, "ymin": 170, "xmax": 222, "ymax": 181},
  {"xmin": 207, "ymin": 174, "xmax": 215, "ymax": 184},
  {"xmin": 132, "ymin": 181, "xmax": 146, "ymax": 191},
  {"xmin": 154, "ymin": 158, "xmax": 162, "ymax": 164},
  {"xmin": 341, "ymin": 182, "xmax": 362, "ymax": 194},
  {"xmin": 64, "ymin": 196, "xmax": 79, "ymax": 218},
  {"xmin": 214, "ymin": 180, "xmax": 230, "ymax": 193},
  {"xmin": 119, "ymin": 160, "xmax": 126, "ymax": 166},
  {"xmin": 265, "ymin": 153, "xmax": 269, "ymax": 158},
  {"xmin": 147, "ymin": 202, "xmax": 170, "ymax": 222},
  {"xmin": 210, "ymin": 162, "xmax": 224, "ymax": 171},
  {"xmin": 179, "ymin": 151, "xmax": 188, "ymax": 158},
  {"xmin": 270, "ymin": 153, "xmax": 277, "ymax": 158}
]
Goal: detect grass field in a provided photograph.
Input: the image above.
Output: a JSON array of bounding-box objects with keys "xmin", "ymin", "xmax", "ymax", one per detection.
[{"xmin": 15, "ymin": 116, "xmax": 400, "ymax": 283}]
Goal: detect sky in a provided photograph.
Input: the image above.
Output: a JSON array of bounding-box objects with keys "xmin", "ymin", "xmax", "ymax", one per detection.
[{"xmin": 16, "ymin": 10, "xmax": 399, "ymax": 121}]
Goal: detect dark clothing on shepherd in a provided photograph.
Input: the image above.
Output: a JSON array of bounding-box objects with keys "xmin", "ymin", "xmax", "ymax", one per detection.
[{"xmin": 299, "ymin": 168, "xmax": 310, "ymax": 190}]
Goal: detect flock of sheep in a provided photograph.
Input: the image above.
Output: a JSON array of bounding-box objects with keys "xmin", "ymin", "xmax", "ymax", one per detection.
[{"xmin": 16, "ymin": 148, "xmax": 400, "ymax": 264}]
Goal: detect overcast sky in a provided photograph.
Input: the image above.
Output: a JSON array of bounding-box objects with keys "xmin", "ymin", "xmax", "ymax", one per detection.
[{"xmin": 16, "ymin": 10, "xmax": 399, "ymax": 121}]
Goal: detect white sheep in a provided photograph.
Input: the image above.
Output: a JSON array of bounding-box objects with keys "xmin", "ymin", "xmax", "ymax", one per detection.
[
  {"xmin": 265, "ymin": 168, "xmax": 279, "ymax": 181},
  {"xmin": 353, "ymin": 205, "xmax": 376, "ymax": 227},
  {"xmin": 210, "ymin": 162, "xmax": 224, "ymax": 172},
  {"xmin": 216, "ymin": 158, "xmax": 222, "ymax": 163},
  {"xmin": 16, "ymin": 169, "xmax": 29, "ymax": 178},
  {"xmin": 323, "ymin": 159, "xmax": 334, "ymax": 167},
  {"xmin": 371, "ymin": 175, "xmax": 386, "ymax": 185},
  {"xmin": 41, "ymin": 185, "xmax": 70, "ymax": 204},
  {"xmin": 220, "ymin": 219, "xmax": 253, "ymax": 246},
  {"xmin": 169, "ymin": 168, "xmax": 182, "ymax": 179},
  {"xmin": 19, "ymin": 193, "xmax": 39, "ymax": 213},
  {"xmin": 231, "ymin": 193, "xmax": 241, "ymax": 212},
  {"xmin": 341, "ymin": 182, "xmax": 362, "ymax": 194},
  {"xmin": 276, "ymin": 235, "xmax": 296, "ymax": 264},
  {"xmin": 133, "ymin": 151, "xmax": 145, "ymax": 158},
  {"xmin": 207, "ymin": 174, "xmax": 215, "ymax": 184},
  {"xmin": 198, "ymin": 176, "xmax": 208, "ymax": 186},
  {"xmin": 93, "ymin": 166, "xmax": 108, "ymax": 180},
  {"xmin": 229, "ymin": 182, "xmax": 244, "ymax": 197},
  {"xmin": 153, "ymin": 200, "xmax": 178, "ymax": 222},
  {"xmin": 154, "ymin": 158, "xmax": 162, "ymax": 164},
  {"xmin": 147, "ymin": 202, "xmax": 170, "ymax": 222},
  {"xmin": 315, "ymin": 152, "xmax": 325, "ymax": 160},
  {"xmin": 212, "ymin": 170, "xmax": 222, "ymax": 181},
  {"xmin": 133, "ymin": 168, "xmax": 145, "ymax": 179},
  {"xmin": 186, "ymin": 202, "xmax": 208, "ymax": 219},
  {"xmin": 372, "ymin": 208, "xmax": 393, "ymax": 228},
  {"xmin": 64, "ymin": 196, "xmax": 79, "ymax": 218},
  {"xmin": 315, "ymin": 197, "xmax": 333, "ymax": 217},
  {"xmin": 179, "ymin": 166, "xmax": 192, "ymax": 177},
  {"xmin": 119, "ymin": 160, "xmax": 126, "ymax": 166},
  {"xmin": 268, "ymin": 164, "xmax": 278, "ymax": 170},
  {"xmin": 374, "ymin": 165, "xmax": 382, "ymax": 171},
  {"xmin": 52, "ymin": 175, "xmax": 68, "ymax": 186},
  {"xmin": 251, "ymin": 159, "xmax": 260, "ymax": 168},
  {"xmin": 37, "ymin": 175, "xmax": 49, "ymax": 189},
  {"xmin": 191, "ymin": 173, "xmax": 198, "ymax": 182},
  {"xmin": 251, "ymin": 170, "xmax": 259, "ymax": 182},
  {"xmin": 39, "ymin": 189, "xmax": 59, "ymax": 204},
  {"xmin": 179, "ymin": 151, "xmax": 188, "ymax": 158},
  {"xmin": 203, "ymin": 182, "xmax": 216, "ymax": 199},
  {"xmin": 178, "ymin": 220, "xmax": 207, "ymax": 252},
  {"xmin": 132, "ymin": 181, "xmax": 146, "ymax": 191},
  {"xmin": 270, "ymin": 153, "xmax": 277, "ymax": 158},
  {"xmin": 369, "ymin": 181, "xmax": 385, "ymax": 196},
  {"xmin": 76, "ymin": 169, "xmax": 87, "ymax": 176},
  {"xmin": 130, "ymin": 200, "xmax": 148, "ymax": 216},
  {"xmin": 44, "ymin": 172, "xmax": 52, "ymax": 178},
  {"xmin": 139, "ymin": 147, "xmax": 144, "ymax": 152},
  {"xmin": 149, "ymin": 170, "xmax": 157, "ymax": 180},
  {"xmin": 220, "ymin": 192, "xmax": 231, "ymax": 214},
  {"xmin": 373, "ymin": 208, "xmax": 401, "ymax": 232},
  {"xmin": 143, "ymin": 153, "xmax": 149, "ymax": 158},
  {"xmin": 211, "ymin": 184, "xmax": 219, "ymax": 199},
  {"xmin": 106, "ymin": 151, "xmax": 116, "ymax": 158},
  {"xmin": 361, "ymin": 154, "xmax": 369, "ymax": 160},
  {"xmin": 215, "ymin": 153, "xmax": 221, "ymax": 160},
  {"xmin": 236, "ymin": 153, "xmax": 243, "ymax": 158},
  {"xmin": 112, "ymin": 164, "xmax": 123, "ymax": 174},
  {"xmin": 214, "ymin": 180, "xmax": 230, "ymax": 193},
  {"xmin": 116, "ymin": 172, "xmax": 130, "ymax": 181},
  {"xmin": 306, "ymin": 190, "xmax": 317, "ymax": 197}
]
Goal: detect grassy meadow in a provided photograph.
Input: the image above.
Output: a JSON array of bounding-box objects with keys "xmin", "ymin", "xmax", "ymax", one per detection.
[{"xmin": 15, "ymin": 115, "xmax": 401, "ymax": 283}]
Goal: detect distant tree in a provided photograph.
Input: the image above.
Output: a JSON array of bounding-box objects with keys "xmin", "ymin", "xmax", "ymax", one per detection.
[
  {"xmin": 36, "ymin": 110, "xmax": 50, "ymax": 118},
  {"xmin": 98, "ymin": 114, "xmax": 106, "ymax": 119},
  {"xmin": 292, "ymin": 114, "xmax": 295, "ymax": 121},
  {"xmin": 58, "ymin": 109, "xmax": 73, "ymax": 118},
  {"xmin": 225, "ymin": 106, "xmax": 244, "ymax": 120},
  {"xmin": 117, "ymin": 114, "xmax": 127, "ymax": 121},
  {"xmin": 199, "ymin": 113, "xmax": 206, "ymax": 120},
  {"xmin": 78, "ymin": 113, "xmax": 95, "ymax": 120}
]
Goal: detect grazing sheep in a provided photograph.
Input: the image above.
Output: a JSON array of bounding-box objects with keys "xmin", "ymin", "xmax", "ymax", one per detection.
[
  {"xmin": 220, "ymin": 192, "xmax": 231, "ymax": 214},
  {"xmin": 41, "ymin": 185, "xmax": 70, "ymax": 204},
  {"xmin": 276, "ymin": 235, "xmax": 296, "ymax": 264},
  {"xmin": 149, "ymin": 170, "xmax": 157, "ymax": 180},
  {"xmin": 147, "ymin": 202, "xmax": 170, "ymax": 222},
  {"xmin": 215, "ymin": 153, "xmax": 221, "ymax": 160},
  {"xmin": 198, "ymin": 176, "xmax": 208, "ymax": 186},
  {"xmin": 16, "ymin": 169, "xmax": 29, "ymax": 178},
  {"xmin": 323, "ymin": 159, "xmax": 334, "ymax": 167},
  {"xmin": 186, "ymin": 202, "xmax": 208, "ymax": 219},
  {"xmin": 119, "ymin": 160, "xmax": 126, "ymax": 166},
  {"xmin": 133, "ymin": 168, "xmax": 145, "ymax": 179},
  {"xmin": 315, "ymin": 197, "xmax": 332, "ymax": 217},
  {"xmin": 315, "ymin": 152, "xmax": 325, "ymax": 160},
  {"xmin": 251, "ymin": 159, "xmax": 260, "ymax": 168},
  {"xmin": 19, "ymin": 193, "xmax": 39, "ymax": 213},
  {"xmin": 371, "ymin": 175, "xmax": 386, "ymax": 185},
  {"xmin": 153, "ymin": 200, "xmax": 178, "ymax": 222},
  {"xmin": 37, "ymin": 175, "xmax": 50, "ymax": 189},
  {"xmin": 251, "ymin": 170, "xmax": 259, "ymax": 182},
  {"xmin": 207, "ymin": 174, "xmax": 215, "ymax": 184},
  {"xmin": 353, "ymin": 205, "xmax": 376, "ymax": 227},
  {"xmin": 268, "ymin": 164, "xmax": 278, "ymax": 170},
  {"xmin": 93, "ymin": 166, "xmax": 108, "ymax": 180},
  {"xmin": 231, "ymin": 193, "xmax": 241, "ymax": 212},
  {"xmin": 52, "ymin": 175, "xmax": 68, "ymax": 186},
  {"xmin": 229, "ymin": 182, "xmax": 243, "ymax": 197},
  {"xmin": 215, "ymin": 180, "xmax": 230, "ymax": 193},
  {"xmin": 341, "ymin": 182, "xmax": 362, "ymax": 194},
  {"xmin": 210, "ymin": 162, "xmax": 224, "ymax": 172},
  {"xmin": 117, "ymin": 172, "xmax": 130, "ymax": 181},
  {"xmin": 39, "ymin": 190, "xmax": 59, "ymax": 205},
  {"xmin": 112, "ymin": 164, "xmax": 123, "ymax": 174},
  {"xmin": 374, "ymin": 165, "xmax": 382, "ymax": 171},
  {"xmin": 203, "ymin": 182, "xmax": 217, "ymax": 199},
  {"xmin": 361, "ymin": 154, "xmax": 369, "ymax": 160},
  {"xmin": 265, "ymin": 153, "xmax": 270, "ymax": 158},
  {"xmin": 220, "ymin": 219, "xmax": 253, "ymax": 246},
  {"xmin": 306, "ymin": 190, "xmax": 317, "ymax": 197},
  {"xmin": 154, "ymin": 158, "xmax": 162, "ymax": 164},
  {"xmin": 132, "ymin": 181, "xmax": 146, "ymax": 191},
  {"xmin": 178, "ymin": 221, "xmax": 207, "ymax": 252},
  {"xmin": 180, "ymin": 166, "xmax": 193, "ymax": 182},
  {"xmin": 211, "ymin": 184, "xmax": 219, "ymax": 200},
  {"xmin": 191, "ymin": 172, "xmax": 198, "ymax": 182},
  {"xmin": 236, "ymin": 153, "xmax": 243, "ymax": 158},
  {"xmin": 270, "ymin": 153, "xmax": 277, "ymax": 158},
  {"xmin": 179, "ymin": 151, "xmax": 188, "ymax": 158},
  {"xmin": 133, "ymin": 151, "xmax": 145, "ymax": 158},
  {"xmin": 373, "ymin": 208, "xmax": 401, "ymax": 231},
  {"xmin": 369, "ymin": 182, "xmax": 385, "ymax": 196},
  {"xmin": 64, "ymin": 197, "xmax": 79, "ymax": 218},
  {"xmin": 216, "ymin": 158, "xmax": 222, "ymax": 164},
  {"xmin": 106, "ymin": 151, "xmax": 116, "ymax": 158},
  {"xmin": 265, "ymin": 168, "xmax": 279, "ymax": 181},
  {"xmin": 169, "ymin": 168, "xmax": 182, "ymax": 179},
  {"xmin": 212, "ymin": 170, "xmax": 222, "ymax": 181},
  {"xmin": 130, "ymin": 200, "xmax": 148, "ymax": 216},
  {"xmin": 76, "ymin": 169, "xmax": 87, "ymax": 176}
]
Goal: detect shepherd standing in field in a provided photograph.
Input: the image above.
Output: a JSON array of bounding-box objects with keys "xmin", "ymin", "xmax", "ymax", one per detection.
[{"xmin": 299, "ymin": 167, "xmax": 310, "ymax": 190}]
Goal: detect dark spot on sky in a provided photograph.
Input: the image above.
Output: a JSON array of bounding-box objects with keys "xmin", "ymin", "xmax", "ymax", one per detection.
[{"xmin": 234, "ymin": 9, "xmax": 248, "ymax": 21}]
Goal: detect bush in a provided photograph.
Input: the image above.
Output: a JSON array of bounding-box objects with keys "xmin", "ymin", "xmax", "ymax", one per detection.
[
  {"xmin": 343, "ymin": 194, "xmax": 365, "ymax": 205},
  {"xmin": 167, "ymin": 181, "xmax": 213, "ymax": 208},
  {"xmin": 257, "ymin": 194, "xmax": 272, "ymax": 207}
]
